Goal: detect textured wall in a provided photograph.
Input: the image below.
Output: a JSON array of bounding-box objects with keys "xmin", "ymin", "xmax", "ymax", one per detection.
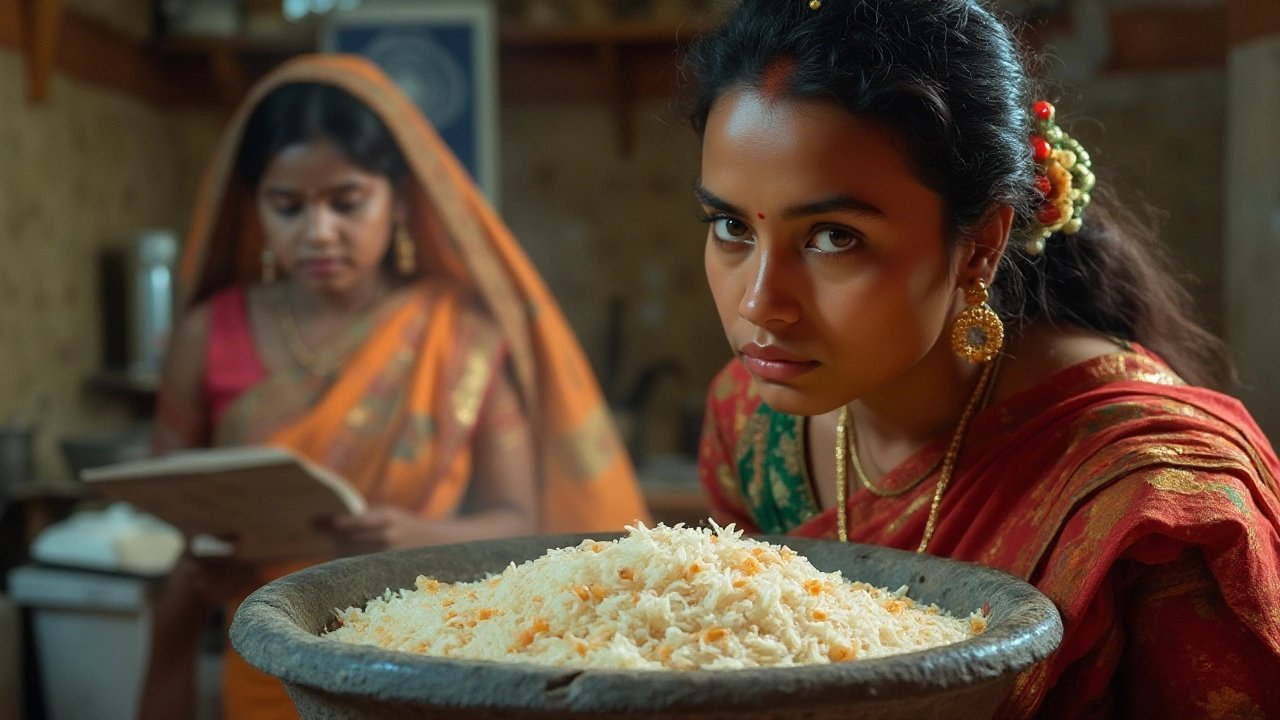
[
  {"xmin": 1069, "ymin": 70, "xmax": 1228, "ymax": 333},
  {"xmin": 500, "ymin": 101, "xmax": 724, "ymax": 457},
  {"xmin": 1224, "ymin": 35, "xmax": 1280, "ymax": 440},
  {"xmin": 0, "ymin": 50, "xmax": 188, "ymax": 479}
]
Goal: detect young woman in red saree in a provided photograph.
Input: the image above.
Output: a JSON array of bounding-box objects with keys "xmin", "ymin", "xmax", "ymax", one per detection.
[{"xmin": 687, "ymin": 1, "xmax": 1280, "ymax": 717}]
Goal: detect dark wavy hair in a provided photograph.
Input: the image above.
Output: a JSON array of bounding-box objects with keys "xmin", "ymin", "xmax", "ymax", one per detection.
[
  {"xmin": 238, "ymin": 82, "xmax": 408, "ymax": 188},
  {"xmin": 683, "ymin": 0, "xmax": 1231, "ymax": 389}
]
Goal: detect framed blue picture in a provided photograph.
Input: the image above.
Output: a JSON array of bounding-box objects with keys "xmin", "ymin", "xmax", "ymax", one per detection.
[{"xmin": 324, "ymin": 0, "xmax": 501, "ymax": 206}]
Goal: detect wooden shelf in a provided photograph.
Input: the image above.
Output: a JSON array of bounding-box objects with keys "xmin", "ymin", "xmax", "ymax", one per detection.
[
  {"xmin": 84, "ymin": 370, "xmax": 159, "ymax": 418},
  {"xmin": 149, "ymin": 34, "xmax": 316, "ymax": 57},
  {"xmin": 85, "ymin": 370, "xmax": 159, "ymax": 398},
  {"xmin": 3, "ymin": 480, "xmax": 91, "ymax": 503}
]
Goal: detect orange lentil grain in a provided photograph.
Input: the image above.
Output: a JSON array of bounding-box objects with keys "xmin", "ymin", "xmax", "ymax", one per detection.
[{"xmin": 703, "ymin": 628, "xmax": 730, "ymax": 642}]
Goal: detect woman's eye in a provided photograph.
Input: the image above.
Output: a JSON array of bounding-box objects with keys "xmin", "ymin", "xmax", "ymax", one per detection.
[
  {"xmin": 272, "ymin": 203, "xmax": 302, "ymax": 217},
  {"xmin": 809, "ymin": 228, "xmax": 860, "ymax": 253},
  {"xmin": 332, "ymin": 196, "xmax": 364, "ymax": 214},
  {"xmin": 712, "ymin": 217, "xmax": 752, "ymax": 242}
]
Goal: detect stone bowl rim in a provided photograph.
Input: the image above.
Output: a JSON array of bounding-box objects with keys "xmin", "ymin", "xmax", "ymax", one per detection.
[{"xmin": 230, "ymin": 533, "xmax": 1063, "ymax": 714}]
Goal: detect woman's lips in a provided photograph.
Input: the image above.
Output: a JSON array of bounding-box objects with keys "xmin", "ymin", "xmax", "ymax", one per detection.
[
  {"xmin": 301, "ymin": 258, "xmax": 343, "ymax": 276},
  {"xmin": 738, "ymin": 343, "xmax": 819, "ymax": 382}
]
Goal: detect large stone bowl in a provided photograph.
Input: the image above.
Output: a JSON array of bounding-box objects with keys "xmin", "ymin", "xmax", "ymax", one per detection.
[{"xmin": 230, "ymin": 534, "xmax": 1062, "ymax": 720}]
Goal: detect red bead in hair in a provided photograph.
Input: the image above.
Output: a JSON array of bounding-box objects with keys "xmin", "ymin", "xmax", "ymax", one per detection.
[
  {"xmin": 1037, "ymin": 205, "xmax": 1062, "ymax": 225},
  {"xmin": 1031, "ymin": 136, "xmax": 1052, "ymax": 163},
  {"xmin": 1033, "ymin": 101, "xmax": 1054, "ymax": 121},
  {"xmin": 1033, "ymin": 174, "xmax": 1052, "ymax": 198}
]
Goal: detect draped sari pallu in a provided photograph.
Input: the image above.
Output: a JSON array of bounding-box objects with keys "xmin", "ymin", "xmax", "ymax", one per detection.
[
  {"xmin": 700, "ymin": 350, "xmax": 1280, "ymax": 718},
  {"xmin": 214, "ymin": 283, "xmax": 507, "ymax": 719}
]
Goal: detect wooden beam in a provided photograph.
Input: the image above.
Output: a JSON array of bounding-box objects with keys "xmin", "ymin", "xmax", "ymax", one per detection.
[
  {"xmin": 1229, "ymin": 0, "xmax": 1280, "ymax": 46},
  {"xmin": 0, "ymin": 0, "xmax": 21, "ymax": 49},
  {"xmin": 21, "ymin": 0, "xmax": 64, "ymax": 102}
]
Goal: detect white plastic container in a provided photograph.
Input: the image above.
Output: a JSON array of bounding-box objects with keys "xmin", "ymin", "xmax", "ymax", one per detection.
[{"xmin": 7, "ymin": 566, "xmax": 156, "ymax": 720}]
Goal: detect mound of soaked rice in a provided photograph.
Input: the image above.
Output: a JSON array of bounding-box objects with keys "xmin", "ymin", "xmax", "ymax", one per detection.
[{"xmin": 324, "ymin": 524, "xmax": 987, "ymax": 670}]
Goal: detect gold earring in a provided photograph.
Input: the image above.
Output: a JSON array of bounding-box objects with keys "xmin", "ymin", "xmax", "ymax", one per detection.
[
  {"xmin": 395, "ymin": 225, "xmax": 416, "ymax": 275},
  {"xmin": 951, "ymin": 279, "xmax": 1004, "ymax": 363},
  {"xmin": 262, "ymin": 248, "xmax": 277, "ymax": 283}
]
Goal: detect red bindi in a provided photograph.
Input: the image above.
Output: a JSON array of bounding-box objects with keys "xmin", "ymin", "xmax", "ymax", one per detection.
[{"xmin": 757, "ymin": 213, "xmax": 766, "ymax": 220}]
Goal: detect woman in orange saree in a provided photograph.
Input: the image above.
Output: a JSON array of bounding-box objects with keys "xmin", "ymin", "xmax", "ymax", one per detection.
[
  {"xmin": 686, "ymin": 0, "xmax": 1280, "ymax": 717},
  {"xmin": 140, "ymin": 55, "xmax": 649, "ymax": 720}
]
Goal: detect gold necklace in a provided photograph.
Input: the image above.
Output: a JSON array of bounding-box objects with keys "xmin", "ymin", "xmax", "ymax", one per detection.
[
  {"xmin": 849, "ymin": 424, "xmax": 945, "ymax": 497},
  {"xmin": 276, "ymin": 282, "xmax": 385, "ymax": 376},
  {"xmin": 847, "ymin": 354, "xmax": 1003, "ymax": 497},
  {"xmin": 835, "ymin": 353, "xmax": 1002, "ymax": 553}
]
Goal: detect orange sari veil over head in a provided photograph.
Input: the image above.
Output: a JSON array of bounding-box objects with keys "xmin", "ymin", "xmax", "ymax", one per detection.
[{"xmin": 177, "ymin": 53, "xmax": 650, "ymax": 535}]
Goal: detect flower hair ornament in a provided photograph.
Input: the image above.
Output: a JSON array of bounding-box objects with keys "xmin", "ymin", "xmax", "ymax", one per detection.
[{"xmin": 1026, "ymin": 101, "xmax": 1095, "ymax": 255}]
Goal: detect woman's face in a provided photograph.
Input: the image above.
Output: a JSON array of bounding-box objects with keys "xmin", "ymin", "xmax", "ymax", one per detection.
[
  {"xmin": 256, "ymin": 138, "xmax": 399, "ymax": 295},
  {"xmin": 700, "ymin": 90, "xmax": 964, "ymax": 416}
]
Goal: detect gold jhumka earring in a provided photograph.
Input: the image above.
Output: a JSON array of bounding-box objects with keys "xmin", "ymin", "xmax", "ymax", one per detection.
[
  {"xmin": 394, "ymin": 225, "xmax": 417, "ymax": 275},
  {"xmin": 261, "ymin": 248, "xmax": 277, "ymax": 283},
  {"xmin": 951, "ymin": 279, "xmax": 1004, "ymax": 364}
]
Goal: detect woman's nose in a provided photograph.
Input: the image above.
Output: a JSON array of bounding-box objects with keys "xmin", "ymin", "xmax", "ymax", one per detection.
[
  {"xmin": 303, "ymin": 204, "xmax": 339, "ymax": 245},
  {"xmin": 738, "ymin": 245, "xmax": 802, "ymax": 328}
]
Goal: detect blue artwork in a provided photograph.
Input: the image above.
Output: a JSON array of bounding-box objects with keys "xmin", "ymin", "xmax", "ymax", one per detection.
[{"xmin": 334, "ymin": 24, "xmax": 481, "ymax": 186}]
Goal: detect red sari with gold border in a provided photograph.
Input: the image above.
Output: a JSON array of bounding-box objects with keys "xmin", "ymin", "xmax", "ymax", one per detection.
[{"xmin": 698, "ymin": 347, "xmax": 1280, "ymax": 718}]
